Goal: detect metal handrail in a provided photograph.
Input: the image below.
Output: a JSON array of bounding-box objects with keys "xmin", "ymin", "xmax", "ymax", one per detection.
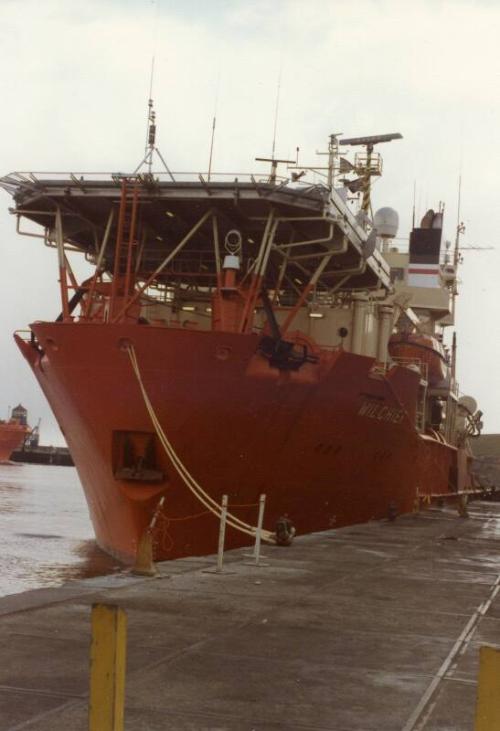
[
  {"xmin": 0, "ymin": 170, "xmax": 325, "ymax": 188},
  {"xmin": 391, "ymin": 355, "xmax": 428, "ymax": 382}
]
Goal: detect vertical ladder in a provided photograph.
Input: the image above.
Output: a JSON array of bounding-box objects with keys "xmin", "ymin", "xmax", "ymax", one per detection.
[
  {"xmin": 110, "ymin": 179, "xmax": 140, "ymax": 321},
  {"xmin": 415, "ymin": 374, "xmax": 428, "ymax": 433}
]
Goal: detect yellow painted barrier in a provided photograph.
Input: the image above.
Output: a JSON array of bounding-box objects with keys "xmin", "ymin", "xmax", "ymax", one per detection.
[
  {"xmin": 475, "ymin": 646, "xmax": 500, "ymax": 730},
  {"xmin": 89, "ymin": 603, "xmax": 127, "ymax": 731}
]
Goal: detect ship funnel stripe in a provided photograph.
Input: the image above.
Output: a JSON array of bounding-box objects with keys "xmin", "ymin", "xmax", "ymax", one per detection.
[{"xmin": 127, "ymin": 346, "xmax": 274, "ymax": 543}]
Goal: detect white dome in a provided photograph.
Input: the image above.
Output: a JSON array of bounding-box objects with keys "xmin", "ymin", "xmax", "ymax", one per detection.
[
  {"xmin": 459, "ymin": 395, "xmax": 477, "ymax": 415},
  {"xmin": 374, "ymin": 207, "xmax": 399, "ymax": 238}
]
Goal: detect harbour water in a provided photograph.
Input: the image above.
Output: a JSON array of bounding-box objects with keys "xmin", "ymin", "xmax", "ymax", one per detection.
[{"xmin": 0, "ymin": 463, "xmax": 118, "ymax": 597}]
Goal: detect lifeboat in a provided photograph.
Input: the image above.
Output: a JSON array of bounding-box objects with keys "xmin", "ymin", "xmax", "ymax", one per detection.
[{"xmin": 389, "ymin": 333, "xmax": 449, "ymax": 386}]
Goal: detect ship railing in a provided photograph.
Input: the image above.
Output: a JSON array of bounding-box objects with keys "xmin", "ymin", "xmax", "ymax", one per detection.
[
  {"xmin": 390, "ymin": 356, "xmax": 428, "ymax": 383},
  {"xmin": 13, "ymin": 329, "xmax": 32, "ymax": 343},
  {"xmin": 383, "ymin": 240, "xmax": 409, "ymax": 255},
  {"xmin": 315, "ymin": 343, "xmax": 342, "ymax": 352},
  {"xmin": 382, "ymin": 240, "xmax": 455, "ymax": 267},
  {"xmin": 0, "ymin": 169, "xmax": 324, "ymax": 190}
]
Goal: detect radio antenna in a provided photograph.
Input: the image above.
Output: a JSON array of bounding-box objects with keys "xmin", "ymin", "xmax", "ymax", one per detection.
[
  {"xmin": 255, "ymin": 64, "xmax": 292, "ymax": 185},
  {"xmin": 456, "ymin": 172, "xmax": 462, "ymax": 230},
  {"xmin": 133, "ymin": 97, "xmax": 175, "ymax": 180},
  {"xmin": 144, "ymin": 0, "xmax": 159, "ymax": 154},
  {"xmin": 207, "ymin": 73, "xmax": 220, "ymax": 182},
  {"xmin": 135, "ymin": 0, "xmax": 174, "ymax": 177},
  {"xmin": 144, "ymin": 55, "xmax": 156, "ymax": 158},
  {"xmin": 412, "ymin": 180, "xmax": 416, "ymax": 228},
  {"xmin": 271, "ymin": 64, "xmax": 282, "ymax": 160}
]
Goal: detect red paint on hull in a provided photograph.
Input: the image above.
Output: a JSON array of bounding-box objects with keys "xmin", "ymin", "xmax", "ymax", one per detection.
[
  {"xmin": 0, "ymin": 422, "xmax": 29, "ymax": 462},
  {"xmin": 16, "ymin": 323, "xmax": 462, "ymax": 563}
]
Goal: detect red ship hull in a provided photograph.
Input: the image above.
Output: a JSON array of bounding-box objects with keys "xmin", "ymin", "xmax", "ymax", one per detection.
[
  {"xmin": 0, "ymin": 421, "xmax": 29, "ymax": 462},
  {"xmin": 16, "ymin": 322, "xmax": 460, "ymax": 563}
]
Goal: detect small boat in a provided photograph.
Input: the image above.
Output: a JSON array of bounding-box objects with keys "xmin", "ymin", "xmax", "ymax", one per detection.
[{"xmin": 388, "ymin": 333, "xmax": 449, "ymax": 387}]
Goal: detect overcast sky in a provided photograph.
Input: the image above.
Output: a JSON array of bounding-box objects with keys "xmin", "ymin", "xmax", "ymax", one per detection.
[{"xmin": 0, "ymin": 0, "xmax": 499, "ymax": 443}]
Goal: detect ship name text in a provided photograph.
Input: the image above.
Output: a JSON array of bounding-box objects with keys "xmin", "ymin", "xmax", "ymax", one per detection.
[{"xmin": 358, "ymin": 400, "xmax": 405, "ymax": 424}]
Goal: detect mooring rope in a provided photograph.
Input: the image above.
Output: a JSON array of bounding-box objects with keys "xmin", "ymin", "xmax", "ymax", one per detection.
[{"xmin": 127, "ymin": 345, "xmax": 274, "ymax": 542}]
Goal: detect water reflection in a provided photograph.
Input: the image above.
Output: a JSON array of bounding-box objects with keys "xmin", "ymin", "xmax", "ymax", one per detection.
[
  {"xmin": 0, "ymin": 473, "xmax": 24, "ymax": 514},
  {"xmin": 0, "ymin": 463, "xmax": 118, "ymax": 597}
]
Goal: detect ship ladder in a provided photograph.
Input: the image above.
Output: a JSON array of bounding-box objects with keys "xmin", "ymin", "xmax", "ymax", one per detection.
[
  {"xmin": 127, "ymin": 345, "xmax": 274, "ymax": 543},
  {"xmin": 110, "ymin": 179, "xmax": 140, "ymax": 322}
]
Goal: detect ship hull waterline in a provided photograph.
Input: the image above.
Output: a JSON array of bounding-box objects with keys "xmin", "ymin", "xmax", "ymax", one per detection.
[{"xmin": 16, "ymin": 322, "xmax": 461, "ymax": 564}]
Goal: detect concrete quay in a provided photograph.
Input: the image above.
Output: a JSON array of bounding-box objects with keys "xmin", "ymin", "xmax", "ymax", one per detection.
[{"xmin": 0, "ymin": 501, "xmax": 499, "ymax": 731}]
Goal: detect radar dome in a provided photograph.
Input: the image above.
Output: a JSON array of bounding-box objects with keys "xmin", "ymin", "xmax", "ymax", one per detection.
[
  {"xmin": 458, "ymin": 395, "xmax": 477, "ymax": 415},
  {"xmin": 374, "ymin": 207, "xmax": 399, "ymax": 239}
]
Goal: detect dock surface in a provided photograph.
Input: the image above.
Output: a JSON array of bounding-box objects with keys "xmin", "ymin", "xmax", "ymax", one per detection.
[{"xmin": 0, "ymin": 501, "xmax": 499, "ymax": 730}]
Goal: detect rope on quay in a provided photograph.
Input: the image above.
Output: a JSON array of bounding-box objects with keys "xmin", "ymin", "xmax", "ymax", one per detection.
[{"xmin": 127, "ymin": 345, "xmax": 274, "ymax": 543}]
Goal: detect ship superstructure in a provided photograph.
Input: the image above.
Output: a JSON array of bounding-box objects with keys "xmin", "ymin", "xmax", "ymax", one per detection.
[{"xmin": 0, "ymin": 123, "xmax": 481, "ymax": 562}]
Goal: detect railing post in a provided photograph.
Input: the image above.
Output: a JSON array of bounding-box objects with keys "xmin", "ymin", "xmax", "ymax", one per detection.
[
  {"xmin": 253, "ymin": 493, "xmax": 266, "ymax": 565},
  {"xmin": 244, "ymin": 493, "xmax": 269, "ymax": 567},
  {"xmin": 216, "ymin": 494, "xmax": 228, "ymax": 573},
  {"xmin": 89, "ymin": 603, "xmax": 127, "ymax": 731},
  {"xmin": 475, "ymin": 646, "xmax": 500, "ymax": 730}
]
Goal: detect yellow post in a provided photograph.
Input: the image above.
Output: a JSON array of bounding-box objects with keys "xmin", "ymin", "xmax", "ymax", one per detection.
[
  {"xmin": 475, "ymin": 646, "xmax": 500, "ymax": 730},
  {"xmin": 89, "ymin": 603, "xmax": 127, "ymax": 731}
]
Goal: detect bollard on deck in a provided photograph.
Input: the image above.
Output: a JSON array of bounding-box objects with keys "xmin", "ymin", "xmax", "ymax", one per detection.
[{"xmin": 89, "ymin": 603, "xmax": 127, "ymax": 731}]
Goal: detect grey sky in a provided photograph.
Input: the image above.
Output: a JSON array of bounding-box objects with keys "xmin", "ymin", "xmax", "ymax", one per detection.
[{"xmin": 0, "ymin": 0, "xmax": 498, "ymax": 443}]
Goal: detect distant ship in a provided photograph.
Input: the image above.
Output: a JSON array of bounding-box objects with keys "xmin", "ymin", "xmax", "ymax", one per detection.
[
  {"xmin": 0, "ymin": 115, "xmax": 482, "ymax": 562},
  {"xmin": 0, "ymin": 405, "xmax": 30, "ymax": 462}
]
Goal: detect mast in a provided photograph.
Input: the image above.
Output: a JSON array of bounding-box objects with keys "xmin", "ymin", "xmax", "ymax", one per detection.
[
  {"xmin": 146, "ymin": 98, "xmax": 156, "ymax": 174},
  {"xmin": 133, "ymin": 98, "xmax": 175, "ymax": 181},
  {"xmin": 340, "ymin": 133, "xmax": 402, "ymax": 219},
  {"xmin": 326, "ymin": 133, "xmax": 339, "ymax": 189},
  {"xmin": 451, "ymin": 174, "xmax": 465, "ymax": 323},
  {"xmin": 451, "ymin": 331, "xmax": 457, "ymax": 384},
  {"xmin": 362, "ymin": 142, "xmax": 373, "ymax": 215}
]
